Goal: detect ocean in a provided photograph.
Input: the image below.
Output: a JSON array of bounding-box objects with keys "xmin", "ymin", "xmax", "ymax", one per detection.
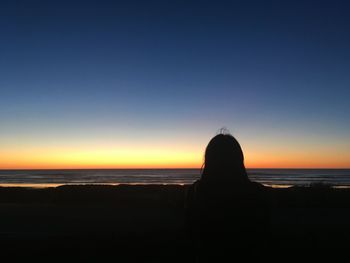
[{"xmin": 0, "ymin": 169, "xmax": 349, "ymax": 188}]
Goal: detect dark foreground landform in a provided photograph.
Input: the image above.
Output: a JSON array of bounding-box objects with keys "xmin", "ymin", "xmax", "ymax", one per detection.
[{"xmin": 1, "ymin": 184, "xmax": 350, "ymax": 261}]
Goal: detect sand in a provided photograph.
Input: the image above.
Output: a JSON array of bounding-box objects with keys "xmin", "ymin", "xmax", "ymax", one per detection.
[{"xmin": 0, "ymin": 185, "xmax": 350, "ymax": 261}]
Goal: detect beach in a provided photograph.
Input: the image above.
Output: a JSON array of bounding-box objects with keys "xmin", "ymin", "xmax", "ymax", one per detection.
[
  {"xmin": 1, "ymin": 184, "xmax": 350, "ymax": 261},
  {"xmin": 0, "ymin": 185, "xmax": 188, "ymax": 261}
]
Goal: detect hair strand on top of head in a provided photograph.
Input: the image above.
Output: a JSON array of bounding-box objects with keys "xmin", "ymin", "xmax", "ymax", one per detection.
[{"xmin": 217, "ymin": 127, "xmax": 231, "ymax": 135}]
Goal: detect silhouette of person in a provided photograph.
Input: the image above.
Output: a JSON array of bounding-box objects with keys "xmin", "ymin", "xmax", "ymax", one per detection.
[{"xmin": 185, "ymin": 133, "xmax": 269, "ymax": 262}]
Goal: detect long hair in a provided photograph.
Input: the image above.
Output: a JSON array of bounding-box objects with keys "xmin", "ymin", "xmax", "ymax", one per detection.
[{"xmin": 201, "ymin": 133, "xmax": 249, "ymax": 183}]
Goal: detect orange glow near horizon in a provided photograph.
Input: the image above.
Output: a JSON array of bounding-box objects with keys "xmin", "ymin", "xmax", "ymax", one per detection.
[
  {"xmin": 0, "ymin": 146, "xmax": 201, "ymax": 169},
  {"xmin": 1, "ymin": 144, "xmax": 350, "ymax": 169}
]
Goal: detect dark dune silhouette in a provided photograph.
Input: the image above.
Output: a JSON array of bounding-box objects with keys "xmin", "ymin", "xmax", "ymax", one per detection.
[{"xmin": 0, "ymin": 185, "xmax": 350, "ymax": 261}]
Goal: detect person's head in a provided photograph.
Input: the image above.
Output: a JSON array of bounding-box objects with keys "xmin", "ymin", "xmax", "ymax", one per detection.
[{"xmin": 201, "ymin": 133, "xmax": 248, "ymax": 182}]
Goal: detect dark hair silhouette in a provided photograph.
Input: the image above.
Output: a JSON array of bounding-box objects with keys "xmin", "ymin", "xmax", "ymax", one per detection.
[
  {"xmin": 201, "ymin": 133, "xmax": 249, "ymax": 184},
  {"xmin": 185, "ymin": 132, "xmax": 269, "ymax": 261}
]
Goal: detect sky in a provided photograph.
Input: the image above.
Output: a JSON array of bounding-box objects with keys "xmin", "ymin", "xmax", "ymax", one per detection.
[{"xmin": 0, "ymin": 0, "xmax": 350, "ymax": 169}]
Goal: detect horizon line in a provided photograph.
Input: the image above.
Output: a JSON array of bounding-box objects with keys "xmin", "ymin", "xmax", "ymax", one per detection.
[{"xmin": 0, "ymin": 167, "xmax": 349, "ymax": 170}]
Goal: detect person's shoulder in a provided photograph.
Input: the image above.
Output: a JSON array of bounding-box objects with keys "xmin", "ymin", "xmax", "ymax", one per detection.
[
  {"xmin": 186, "ymin": 180, "xmax": 200, "ymax": 199},
  {"xmin": 188, "ymin": 179, "xmax": 200, "ymax": 191},
  {"xmin": 249, "ymin": 181, "xmax": 264, "ymax": 189},
  {"xmin": 248, "ymin": 181, "xmax": 270, "ymax": 194}
]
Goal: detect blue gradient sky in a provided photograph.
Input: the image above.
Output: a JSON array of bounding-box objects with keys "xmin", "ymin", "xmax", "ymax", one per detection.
[{"xmin": 1, "ymin": 0, "xmax": 350, "ymax": 168}]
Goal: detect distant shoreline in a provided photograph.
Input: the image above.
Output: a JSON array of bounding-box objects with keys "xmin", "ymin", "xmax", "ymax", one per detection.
[
  {"xmin": 0, "ymin": 168, "xmax": 349, "ymax": 170},
  {"xmin": 0, "ymin": 169, "xmax": 349, "ymax": 188},
  {"xmin": 0, "ymin": 183, "xmax": 349, "ymax": 189}
]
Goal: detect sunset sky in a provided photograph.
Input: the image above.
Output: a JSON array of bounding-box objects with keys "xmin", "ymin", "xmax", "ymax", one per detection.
[{"xmin": 1, "ymin": 0, "xmax": 350, "ymax": 169}]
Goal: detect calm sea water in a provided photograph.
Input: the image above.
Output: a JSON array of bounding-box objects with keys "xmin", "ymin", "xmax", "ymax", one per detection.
[{"xmin": 0, "ymin": 169, "xmax": 349, "ymax": 188}]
